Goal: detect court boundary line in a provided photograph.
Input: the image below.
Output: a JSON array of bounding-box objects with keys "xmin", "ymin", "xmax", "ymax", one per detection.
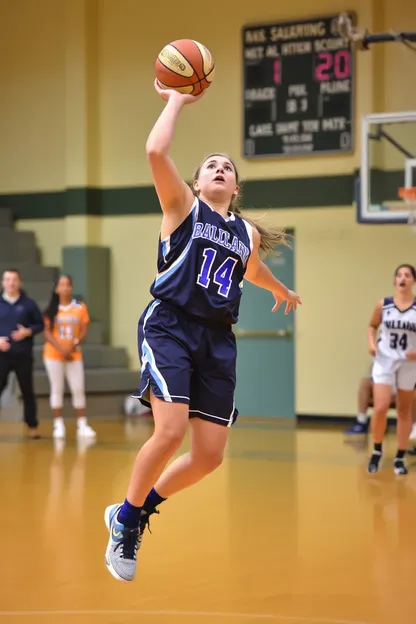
[{"xmin": 0, "ymin": 609, "xmax": 374, "ymax": 623}]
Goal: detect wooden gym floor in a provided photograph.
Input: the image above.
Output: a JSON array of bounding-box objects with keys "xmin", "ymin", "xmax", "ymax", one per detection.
[{"xmin": 0, "ymin": 417, "xmax": 415, "ymax": 624}]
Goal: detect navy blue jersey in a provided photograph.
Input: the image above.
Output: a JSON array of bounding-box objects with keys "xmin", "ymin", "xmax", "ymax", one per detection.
[{"xmin": 150, "ymin": 197, "xmax": 253, "ymax": 325}]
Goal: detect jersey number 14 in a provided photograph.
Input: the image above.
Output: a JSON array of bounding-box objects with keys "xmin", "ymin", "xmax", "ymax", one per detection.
[{"xmin": 197, "ymin": 249, "xmax": 237, "ymax": 298}]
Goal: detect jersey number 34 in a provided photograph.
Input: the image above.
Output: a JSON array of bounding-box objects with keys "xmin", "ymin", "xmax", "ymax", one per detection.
[
  {"xmin": 389, "ymin": 333, "xmax": 408, "ymax": 350},
  {"xmin": 197, "ymin": 248, "xmax": 238, "ymax": 298}
]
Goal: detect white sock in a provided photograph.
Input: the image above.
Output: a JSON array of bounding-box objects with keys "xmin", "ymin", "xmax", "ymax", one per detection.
[
  {"xmin": 54, "ymin": 417, "xmax": 64, "ymax": 427},
  {"xmin": 357, "ymin": 413, "xmax": 368, "ymax": 424},
  {"xmin": 77, "ymin": 417, "xmax": 87, "ymax": 428}
]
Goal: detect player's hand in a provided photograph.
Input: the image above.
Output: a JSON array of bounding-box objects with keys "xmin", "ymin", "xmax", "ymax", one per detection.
[
  {"xmin": 368, "ymin": 345, "xmax": 377, "ymax": 357},
  {"xmin": 272, "ymin": 290, "xmax": 302, "ymax": 314},
  {"xmin": 0, "ymin": 337, "xmax": 10, "ymax": 352},
  {"xmin": 406, "ymin": 350, "xmax": 416, "ymax": 360},
  {"xmin": 154, "ymin": 79, "xmax": 206, "ymax": 105}
]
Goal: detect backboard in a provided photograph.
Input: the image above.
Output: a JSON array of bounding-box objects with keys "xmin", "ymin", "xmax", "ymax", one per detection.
[{"xmin": 356, "ymin": 111, "xmax": 416, "ymax": 224}]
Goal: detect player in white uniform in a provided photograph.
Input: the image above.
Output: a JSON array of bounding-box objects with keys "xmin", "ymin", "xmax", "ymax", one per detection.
[{"xmin": 367, "ymin": 264, "xmax": 416, "ymax": 475}]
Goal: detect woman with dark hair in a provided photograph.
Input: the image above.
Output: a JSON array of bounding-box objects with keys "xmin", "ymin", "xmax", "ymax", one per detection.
[
  {"xmin": 43, "ymin": 275, "xmax": 95, "ymax": 440},
  {"xmin": 367, "ymin": 264, "xmax": 416, "ymax": 475}
]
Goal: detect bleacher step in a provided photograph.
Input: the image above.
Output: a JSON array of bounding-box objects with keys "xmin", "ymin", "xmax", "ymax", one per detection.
[
  {"xmin": 0, "ymin": 209, "xmax": 13, "ymax": 227},
  {"xmin": 33, "ymin": 344, "xmax": 128, "ymax": 369},
  {"xmin": 0, "ymin": 262, "xmax": 59, "ymax": 282},
  {"xmin": 34, "ymin": 321, "xmax": 104, "ymax": 345},
  {"xmin": 34, "ymin": 367, "xmax": 139, "ymax": 395}
]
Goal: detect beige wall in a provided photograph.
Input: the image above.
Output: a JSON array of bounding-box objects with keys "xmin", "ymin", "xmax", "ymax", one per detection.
[
  {"xmin": 5, "ymin": 0, "xmax": 416, "ymax": 416},
  {"xmin": 2, "ymin": 0, "xmax": 415, "ymax": 191},
  {"xmin": 0, "ymin": 0, "xmax": 66, "ymax": 192},
  {"xmin": 0, "ymin": 0, "xmax": 383, "ymax": 191}
]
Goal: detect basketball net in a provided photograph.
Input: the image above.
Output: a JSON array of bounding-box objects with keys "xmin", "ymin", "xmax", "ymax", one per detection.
[{"xmin": 398, "ymin": 187, "xmax": 416, "ymax": 232}]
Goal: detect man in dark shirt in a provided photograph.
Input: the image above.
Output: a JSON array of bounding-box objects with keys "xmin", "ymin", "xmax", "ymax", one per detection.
[{"xmin": 0, "ymin": 269, "xmax": 44, "ymax": 438}]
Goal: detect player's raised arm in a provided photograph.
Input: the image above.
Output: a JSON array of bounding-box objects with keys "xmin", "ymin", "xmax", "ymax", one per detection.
[{"xmin": 146, "ymin": 82, "xmax": 204, "ymax": 227}]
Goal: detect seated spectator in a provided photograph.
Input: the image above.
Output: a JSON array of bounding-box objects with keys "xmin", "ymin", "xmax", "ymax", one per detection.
[{"xmin": 345, "ymin": 372, "xmax": 416, "ymax": 437}]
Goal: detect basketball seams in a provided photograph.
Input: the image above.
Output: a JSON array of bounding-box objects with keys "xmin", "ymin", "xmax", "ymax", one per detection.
[
  {"xmin": 157, "ymin": 44, "xmax": 194, "ymax": 79},
  {"xmin": 169, "ymin": 42, "xmax": 204, "ymax": 82},
  {"xmin": 156, "ymin": 70, "xmax": 203, "ymax": 89},
  {"xmin": 193, "ymin": 41, "xmax": 215, "ymax": 84},
  {"xmin": 203, "ymin": 65, "xmax": 215, "ymax": 83},
  {"xmin": 191, "ymin": 41, "xmax": 207, "ymax": 81},
  {"xmin": 193, "ymin": 41, "xmax": 214, "ymax": 77},
  {"xmin": 156, "ymin": 58, "xmax": 192, "ymax": 84},
  {"xmin": 156, "ymin": 79, "xmax": 195, "ymax": 95}
]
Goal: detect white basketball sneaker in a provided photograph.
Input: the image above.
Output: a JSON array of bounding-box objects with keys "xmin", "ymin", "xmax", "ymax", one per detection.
[
  {"xmin": 104, "ymin": 504, "xmax": 140, "ymax": 582},
  {"xmin": 53, "ymin": 418, "xmax": 66, "ymax": 439},
  {"xmin": 76, "ymin": 420, "xmax": 96, "ymax": 439}
]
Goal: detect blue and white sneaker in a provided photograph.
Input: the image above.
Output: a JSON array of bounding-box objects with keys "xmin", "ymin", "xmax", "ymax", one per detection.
[
  {"xmin": 394, "ymin": 459, "xmax": 408, "ymax": 475},
  {"xmin": 344, "ymin": 420, "xmax": 369, "ymax": 435},
  {"xmin": 104, "ymin": 504, "xmax": 141, "ymax": 582},
  {"xmin": 367, "ymin": 451, "xmax": 382, "ymax": 474}
]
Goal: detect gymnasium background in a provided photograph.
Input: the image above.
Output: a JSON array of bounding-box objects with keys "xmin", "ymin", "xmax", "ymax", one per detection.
[{"xmin": 0, "ymin": 0, "xmax": 415, "ymax": 418}]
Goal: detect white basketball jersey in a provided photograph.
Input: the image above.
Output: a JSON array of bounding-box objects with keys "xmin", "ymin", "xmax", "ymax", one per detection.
[{"xmin": 377, "ymin": 297, "xmax": 416, "ymax": 360}]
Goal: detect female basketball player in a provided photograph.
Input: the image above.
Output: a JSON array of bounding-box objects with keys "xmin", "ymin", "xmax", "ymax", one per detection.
[
  {"xmin": 43, "ymin": 275, "xmax": 96, "ymax": 440},
  {"xmin": 104, "ymin": 82, "xmax": 302, "ymax": 582},
  {"xmin": 367, "ymin": 264, "xmax": 416, "ymax": 475}
]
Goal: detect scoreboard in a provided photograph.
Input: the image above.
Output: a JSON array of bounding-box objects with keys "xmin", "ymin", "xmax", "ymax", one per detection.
[{"xmin": 242, "ymin": 14, "xmax": 356, "ymax": 158}]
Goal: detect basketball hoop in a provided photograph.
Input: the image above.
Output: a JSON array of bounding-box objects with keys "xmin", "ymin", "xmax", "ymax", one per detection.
[
  {"xmin": 336, "ymin": 12, "xmax": 416, "ymax": 50},
  {"xmin": 398, "ymin": 187, "xmax": 416, "ymax": 231}
]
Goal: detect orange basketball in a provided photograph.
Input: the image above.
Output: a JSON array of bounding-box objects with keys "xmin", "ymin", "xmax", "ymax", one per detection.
[{"xmin": 155, "ymin": 39, "xmax": 215, "ymax": 96}]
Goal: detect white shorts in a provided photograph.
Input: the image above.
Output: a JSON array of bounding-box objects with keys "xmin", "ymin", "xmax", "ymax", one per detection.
[
  {"xmin": 366, "ymin": 372, "xmax": 397, "ymax": 395},
  {"xmin": 372, "ymin": 356, "xmax": 416, "ymax": 391}
]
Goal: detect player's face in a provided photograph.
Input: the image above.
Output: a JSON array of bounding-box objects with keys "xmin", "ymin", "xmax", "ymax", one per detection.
[
  {"xmin": 56, "ymin": 276, "xmax": 73, "ymax": 300},
  {"xmin": 194, "ymin": 157, "xmax": 239, "ymax": 203},
  {"xmin": 395, "ymin": 267, "xmax": 415, "ymax": 292}
]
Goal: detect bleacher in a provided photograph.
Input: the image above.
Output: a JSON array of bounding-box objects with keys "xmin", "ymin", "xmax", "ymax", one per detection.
[{"xmin": 0, "ymin": 208, "xmax": 138, "ymax": 419}]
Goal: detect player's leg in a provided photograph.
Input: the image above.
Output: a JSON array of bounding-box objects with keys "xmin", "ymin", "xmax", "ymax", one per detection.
[
  {"xmin": 124, "ymin": 392, "xmax": 189, "ymax": 507},
  {"xmin": 368, "ymin": 359, "xmax": 394, "ymax": 473},
  {"xmin": 345, "ymin": 375, "xmax": 373, "ymax": 434},
  {"xmin": 65, "ymin": 359, "xmax": 95, "ymax": 438},
  {"xmin": 105, "ymin": 392, "xmax": 189, "ymax": 582},
  {"xmin": 104, "ymin": 301, "xmax": 192, "ymax": 582},
  {"xmin": 43, "ymin": 359, "xmax": 66, "ymax": 438},
  {"xmin": 147, "ymin": 417, "xmax": 229, "ymax": 499},
  {"xmin": 139, "ymin": 323, "xmax": 236, "ymax": 518},
  {"xmin": 368, "ymin": 383, "xmax": 393, "ymax": 473},
  {"xmin": 394, "ymin": 364, "xmax": 416, "ymax": 474}
]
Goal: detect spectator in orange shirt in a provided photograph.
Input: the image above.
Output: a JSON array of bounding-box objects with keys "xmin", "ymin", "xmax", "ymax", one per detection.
[{"xmin": 43, "ymin": 275, "xmax": 96, "ymax": 440}]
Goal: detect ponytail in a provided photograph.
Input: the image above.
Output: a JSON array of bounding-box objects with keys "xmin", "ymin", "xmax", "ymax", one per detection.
[
  {"xmin": 229, "ymin": 196, "xmax": 292, "ymax": 257},
  {"xmin": 44, "ymin": 292, "xmax": 60, "ymax": 329}
]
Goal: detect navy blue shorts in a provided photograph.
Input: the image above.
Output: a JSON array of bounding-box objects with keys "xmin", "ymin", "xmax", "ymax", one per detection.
[{"xmin": 133, "ymin": 299, "xmax": 238, "ymax": 427}]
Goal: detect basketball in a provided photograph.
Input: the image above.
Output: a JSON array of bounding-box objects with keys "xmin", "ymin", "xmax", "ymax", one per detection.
[{"xmin": 155, "ymin": 39, "xmax": 215, "ymax": 96}]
